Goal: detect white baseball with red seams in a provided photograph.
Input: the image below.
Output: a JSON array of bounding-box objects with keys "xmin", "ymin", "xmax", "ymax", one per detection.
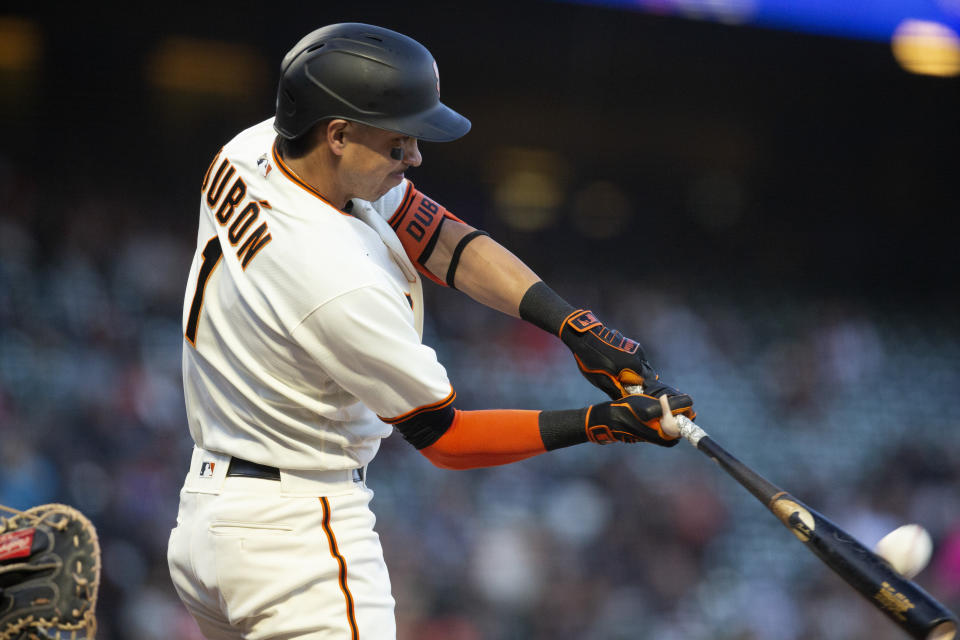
[{"xmin": 874, "ymin": 523, "xmax": 934, "ymax": 579}]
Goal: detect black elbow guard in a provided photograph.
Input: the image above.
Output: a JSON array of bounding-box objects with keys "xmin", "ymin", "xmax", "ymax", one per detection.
[{"xmin": 382, "ymin": 395, "xmax": 457, "ymax": 449}]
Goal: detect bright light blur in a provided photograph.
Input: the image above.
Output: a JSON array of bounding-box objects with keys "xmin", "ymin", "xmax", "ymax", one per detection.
[
  {"xmin": 147, "ymin": 37, "xmax": 268, "ymax": 96},
  {"xmin": 562, "ymin": 0, "xmax": 960, "ymax": 43},
  {"xmin": 490, "ymin": 147, "xmax": 566, "ymax": 232},
  {"xmin": 672, "ymin": 0, "xmax": 757, "ymax": 25},
  {"xmin": 0, "ymin": 17, "xmax": 41, "ymax": 72},
  {"xmin": 892, "ymin": 19, "xmax": 960, "ymax": 77}
]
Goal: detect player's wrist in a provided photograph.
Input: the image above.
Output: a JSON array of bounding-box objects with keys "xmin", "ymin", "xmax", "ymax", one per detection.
[
  {"xmin": 538, "ymin": 408, "xmax": 590, "ymax": 450},
  {"xmin": 519, "ymin": 281, "xmax": 577, "ymax": 335}
]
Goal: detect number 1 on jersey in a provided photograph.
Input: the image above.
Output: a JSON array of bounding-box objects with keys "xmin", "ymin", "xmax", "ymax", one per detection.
[{"xmin": 185, "ymin": 236, "xmax": 223, "ymax": 346}]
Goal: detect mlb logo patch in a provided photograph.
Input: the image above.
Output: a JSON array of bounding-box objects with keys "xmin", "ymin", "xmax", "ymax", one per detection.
[
  {"xmin": 199, "ymin": 461, "xmax": 216, "ymax": 478},
  {"xmin": 257, "ymin": 153, "xmax": 272, "ymax": 178}
]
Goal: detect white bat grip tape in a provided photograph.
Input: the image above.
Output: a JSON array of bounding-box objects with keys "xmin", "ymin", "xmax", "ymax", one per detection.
[
  {"xmin": 624, "ymin": 384, "xmax": 706, "ymax": 446},
  {"xmin": 674, "ymin": 415, "xmax": 707, "ymax": 447}
]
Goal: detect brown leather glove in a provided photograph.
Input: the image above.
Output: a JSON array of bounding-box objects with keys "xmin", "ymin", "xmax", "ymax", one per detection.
[{"xmin": 0, "ymin": 503, "xmax": 100, "ymax": 639}]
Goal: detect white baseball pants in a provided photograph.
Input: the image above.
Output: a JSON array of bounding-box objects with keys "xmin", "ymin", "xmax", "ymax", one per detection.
[{"xmin": 167, "ymin": 447, "xmax": 396, "ymax": 639}]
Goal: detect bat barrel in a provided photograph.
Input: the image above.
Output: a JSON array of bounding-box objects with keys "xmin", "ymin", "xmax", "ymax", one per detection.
[
  {"xmin": 801, "ymin": 507, "xmax": 958, "ymax": 639},
  {"xmin": 686, "ymin": 427, "xmax": 959, "ymax": 639}
]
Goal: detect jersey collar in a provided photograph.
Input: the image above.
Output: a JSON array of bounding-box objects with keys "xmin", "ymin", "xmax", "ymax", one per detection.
[{"xmin": 271, "ymin": 139, "xmax": 351, "ymax": 215}]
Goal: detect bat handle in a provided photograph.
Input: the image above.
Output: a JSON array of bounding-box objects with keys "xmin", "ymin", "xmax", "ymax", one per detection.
[
  {"xmin": 624, "ymin": 384, "xmax": 707, "ymax": 446},
  {"xmin": 673, "ymin": 414, "xmax": 708, "ymax": 447}
]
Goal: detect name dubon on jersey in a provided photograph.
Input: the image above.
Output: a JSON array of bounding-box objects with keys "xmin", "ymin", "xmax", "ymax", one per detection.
[{"xmin": 181, "ymin": 119, "xmax": 453, "ymax": 470}]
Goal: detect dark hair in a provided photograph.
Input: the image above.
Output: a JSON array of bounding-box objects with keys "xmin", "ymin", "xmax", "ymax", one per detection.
[{"xmin": 275, "ymin": 119, "xmax": 332, "ymax": 159}]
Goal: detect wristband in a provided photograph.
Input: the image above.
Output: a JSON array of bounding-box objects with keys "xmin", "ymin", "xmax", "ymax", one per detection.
[
  {"xmin": 538, "ymin": 408, "xmax": 589, "ymax": 451},
  {"xmin": 518, "ymin": 281, "xmax": 577, "ymax": 334}
]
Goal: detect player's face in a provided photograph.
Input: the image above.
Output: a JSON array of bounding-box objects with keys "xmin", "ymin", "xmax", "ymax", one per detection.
[{"xmin": 341, "ymin": 123, "xmax": 422, "ymax": 201}]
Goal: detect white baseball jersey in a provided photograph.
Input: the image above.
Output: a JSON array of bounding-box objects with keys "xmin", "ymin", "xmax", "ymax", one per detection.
[{"xmin": 181, "ymin": 117, "xmax": 453, "ymax": 471}]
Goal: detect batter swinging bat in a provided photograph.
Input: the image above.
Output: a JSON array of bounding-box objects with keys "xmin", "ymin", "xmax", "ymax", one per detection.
[{"xmin": 650, "ymin": 400, "xmax": 959, "ymax": 639}]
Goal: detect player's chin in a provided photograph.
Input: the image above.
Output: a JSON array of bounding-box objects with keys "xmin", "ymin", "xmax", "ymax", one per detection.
[{"xmin": 372, "ymin": 173, "xmax": 405, "ymax": 199}]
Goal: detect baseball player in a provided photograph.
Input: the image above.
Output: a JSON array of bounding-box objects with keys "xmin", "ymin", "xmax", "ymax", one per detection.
[{"xmin": 167, "ymin": 23, "xmax": 695, "ymax": 639}]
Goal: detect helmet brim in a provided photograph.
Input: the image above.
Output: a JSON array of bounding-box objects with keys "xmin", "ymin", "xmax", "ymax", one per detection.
[{"xmin": 369, "ymin": 101, "xmax": 471, "ymax": 143}]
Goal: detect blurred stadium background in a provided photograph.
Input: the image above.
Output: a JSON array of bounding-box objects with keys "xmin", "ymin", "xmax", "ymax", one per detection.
[{"xmin": 1, "ymin": 1, "xmax": 958, "ymax": 638}]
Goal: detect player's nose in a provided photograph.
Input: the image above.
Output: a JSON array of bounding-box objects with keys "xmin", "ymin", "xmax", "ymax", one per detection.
[{"xmin": 403, "ymin": 139, "xmax": 422, "ymax": 167}]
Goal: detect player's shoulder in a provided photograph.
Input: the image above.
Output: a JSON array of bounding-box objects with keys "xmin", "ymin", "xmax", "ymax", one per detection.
[
  {"xmin": 198, "ymin": 118, "xmax": 275, "ymax": 194},
  {"xmin": 223, "ymin": 118, "xmax": 276, "ymax": 150},
  {"xmin": 219, "ymin": 118, "xmax": 276, "ymax": 167}
]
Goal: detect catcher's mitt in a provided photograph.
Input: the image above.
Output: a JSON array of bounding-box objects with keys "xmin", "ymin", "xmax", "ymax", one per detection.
[{"xmin": 0, "ymin": 504, "xmax": 100, "ymax": 640}]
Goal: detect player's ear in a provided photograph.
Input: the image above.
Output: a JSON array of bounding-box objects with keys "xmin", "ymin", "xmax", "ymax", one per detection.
[{"xmin": 326, "ymin": 119, "xmax": 350, "ymax": 156}]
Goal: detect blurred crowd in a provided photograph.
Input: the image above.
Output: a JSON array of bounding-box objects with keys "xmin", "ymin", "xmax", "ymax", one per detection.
[{"xmin": 1, "ymin": 154, "xmax": 958, "ymax": 640}]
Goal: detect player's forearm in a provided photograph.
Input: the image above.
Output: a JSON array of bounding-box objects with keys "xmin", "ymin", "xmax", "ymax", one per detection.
[
  {"xmin": 417, "ymin": 408, "xmax": 591, "ymax": 469},
  {"xmin": 420, "ymin": 409, "xmax": 546, "ymax": 469},
  {"xmin": 384, "ymin": 396, "xmax": 591, "ymax": 470},
  {"xmin": 451, "ymin": 235, "xmax": 541, "ymax": 317},
  {"xmin": 425, "ymin": 220, "xmax": 540, "ymax": 317}
]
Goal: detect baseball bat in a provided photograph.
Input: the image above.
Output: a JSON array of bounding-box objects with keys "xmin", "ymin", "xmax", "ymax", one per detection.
[{"xmin": 669, "ymin": 413, "xmax": 958, "ymax": 639}]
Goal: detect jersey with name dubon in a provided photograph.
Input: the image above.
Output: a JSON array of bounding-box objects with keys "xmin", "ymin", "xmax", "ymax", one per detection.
[{"xmin": 182, "ymin": 118, "xmax": 455, "ymax": 471}]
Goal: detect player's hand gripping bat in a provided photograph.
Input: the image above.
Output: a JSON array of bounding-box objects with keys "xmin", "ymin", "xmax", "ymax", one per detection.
[{"xmin": 631, "ymin": 388, "xmax": 959, "ymax": 639}]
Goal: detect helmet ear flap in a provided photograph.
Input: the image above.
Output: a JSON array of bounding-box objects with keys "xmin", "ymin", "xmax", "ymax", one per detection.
[{"xmin": 276, "ymin": 88, "xmax": 296, "ymax": 121}]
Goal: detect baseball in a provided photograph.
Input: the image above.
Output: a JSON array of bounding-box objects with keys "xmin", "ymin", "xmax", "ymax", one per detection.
[{"xmin": 873, "ymin": 524, "xmax": 933, "ymax": 579}]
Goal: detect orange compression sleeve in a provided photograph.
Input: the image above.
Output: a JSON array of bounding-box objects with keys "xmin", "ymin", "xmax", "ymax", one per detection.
[{"xmin": 420, "ymin": 409, "xmax": 547, "ymax": 470}]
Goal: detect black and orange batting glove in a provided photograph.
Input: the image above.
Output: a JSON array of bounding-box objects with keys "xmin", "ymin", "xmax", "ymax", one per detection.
[
  {"xmin": 558, "ymin": 308, "xmax": 664, "ymax": 399},
  {"xmin": 540, "ymin": 393, "xmax": 694, "ymax": 449},
  {"xmin": 519, "ymin": 281, "xmax": 691, "ymax": 402}
]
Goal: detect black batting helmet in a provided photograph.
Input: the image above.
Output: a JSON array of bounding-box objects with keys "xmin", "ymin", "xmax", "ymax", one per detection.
[{"xmin": 274, "ymin": 23, "xmax": 471, "ymax": 143}]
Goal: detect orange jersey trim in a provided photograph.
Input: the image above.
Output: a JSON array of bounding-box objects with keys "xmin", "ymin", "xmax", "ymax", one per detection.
[
  {"xmin": 421, "ymin": 409, "xmax": 547, "ymax": 470},
  {"xmin": 380, "ymin": 388, "xmax": 456, "ymax": 424},
  {"xmin": 271, "ymin": 140, "xmax": 348, "ymax": 214}
]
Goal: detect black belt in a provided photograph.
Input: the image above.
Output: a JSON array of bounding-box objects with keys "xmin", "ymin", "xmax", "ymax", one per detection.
[
  {"xmin": 226, "ymin": 457, "xmax": 281, "ymax": 480},
  {"xmin": 226, "ymin": 457, "xmax": 364, "ymax": 483}
]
